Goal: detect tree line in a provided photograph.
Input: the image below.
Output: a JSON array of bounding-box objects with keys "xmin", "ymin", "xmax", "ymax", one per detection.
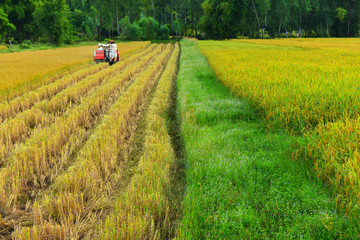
[
  {"xmin": 0, "ymin": 0, "xmax": 359, "ymax": 45},
  {"xmin": 201, "ymin": 0, "xmax": 360, "ymax": 39},
  {"xmin": 0, "ymin": 0, "xmax": 200, "ymax": 45}
]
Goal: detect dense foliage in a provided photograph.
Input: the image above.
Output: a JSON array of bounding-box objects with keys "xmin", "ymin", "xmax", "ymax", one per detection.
[
  {"xmin": 0, "ymin": 0, "xmax": 359, "ymax": 44},
  {"xmin": 0, "ymin": 0, "xmax": 196, "ymax": 45},
  {"xmin": 201, "ymin": 0, "xmax": 360, "ymax": 39}
]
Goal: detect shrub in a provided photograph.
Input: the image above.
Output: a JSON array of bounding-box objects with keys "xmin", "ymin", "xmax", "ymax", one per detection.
[
  {"xmin": 128, "ymin": 22, "xmax": 143, "ymax": 40},
  {"xmin": 139, "ymin": 15, "xmax": 159, "ymax": 40},
  {"xmin": 104, "ymin": 38, "xmax": 115, "ymax": 43},
  {"xmin": 308, "ymin": 30, "xmax": 317, "ymax": 37},
  {"xmin": 148, "ymin": 17, "xmax": 159, "ymax": 38},
  {"xmin": 196, "ymin": 33, "xmax": 207, "ymax": 40},
  {"xmin": 22, "ymin": 40, "xmax": 32, "ymax": 46},
  {"xmin": 64, "ymin": 35, "xmax": 74, "ymax": 44},
  {"xmin": 19, "ymin": 43, "xmax": 31, "ymax": 49},
  {"xmin": 160, "ymin": 25, "xmax": 170, "ymax": 40},
  {"xmin": 119, "ymin": 16, "xmax": 130, "ymax": 39},
  {"xmin": 173, "ymin": 20, "xmax": 181, "ymax": 37}
]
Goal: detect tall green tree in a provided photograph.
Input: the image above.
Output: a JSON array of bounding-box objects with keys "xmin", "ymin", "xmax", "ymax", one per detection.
[
  {"xmin": 139, "ymin": 15, "xmax": 158, "ymax": 39},
  {"xmin": 199, "ymin": 0, "xmax": 247, "ymax": 39},
  {"xmin": 0, "ymin": 0, "xmax": 36, "ymax": 41},
  {"xmin": 33, "ymin": 0, "xmax": 71, "ymax": 45},
  {"xmin": 296, "ymin": 0, "xmax": 313, "ymax": 37},
  {"xmin": 2, "ymin": 0, "xmax": 360, "ymax": 42},
  {"xmin": 268, "ymin": 0, "xmax": 292, "ymax": 37},
  {"xmin": 247, "ymin": 0, "xmax": 270, "ymax": 37},
  {"xmin": 342, "ymin": 0, "xmax": 359, "ymax": 36},
  {"xmin": 0, "ymin": 7, "xmax": 16, "ymax": 41}
]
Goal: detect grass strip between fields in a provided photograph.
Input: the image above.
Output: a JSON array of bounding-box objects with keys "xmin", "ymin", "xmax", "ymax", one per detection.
[{"xmin": 176, "ymin": 40, "xmax": 359, "ymax": 239}]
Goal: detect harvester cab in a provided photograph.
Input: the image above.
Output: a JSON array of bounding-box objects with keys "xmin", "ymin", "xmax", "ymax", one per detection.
[{"xmin": 94, "ymin": 40, "xmax": 120, "ymax": 65}]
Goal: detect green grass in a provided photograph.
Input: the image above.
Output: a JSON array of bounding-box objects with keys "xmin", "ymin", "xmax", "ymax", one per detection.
[{"xmin": 176, "ymin": 39, "xmax": 359, "ymax": 239}]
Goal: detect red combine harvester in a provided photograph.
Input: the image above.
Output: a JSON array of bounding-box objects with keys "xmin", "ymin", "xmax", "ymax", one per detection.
[{"xmin": 94, "ymin": 40, "xmax": 120, "ymax": 65}]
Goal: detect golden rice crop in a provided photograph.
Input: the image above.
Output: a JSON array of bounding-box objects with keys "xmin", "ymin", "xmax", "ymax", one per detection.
[
  {"xmin": 41, "ymin": 44, "xmax": 156, "ymax": 115},
  {"xmin": 0, "ymin": 45, "xmax": 163, "ymax": 214},
  {"xmin": 301, "ymin": 117, "xmax": 360, "ymax": 216},
  {"xmin": 97, "ymin": 43, "xmax": 179, "ymax": 240},
  {"xmin": 0, "ymin": 45, "xmax": 156, "ymax": 167},
  {"xmin": 198, "ymin": 40, "xmax": 360, "ymax": 132},
  {"xmin": 13, "ymin": 44, "xmax": 174, "ymax": 239},
  {"xmin": 0, "ymin": 44, "xmax": 154, "ymax": 124},
  {"xmin": 0, "ymin": 40, "xmax": 180, "ymax": 239},
  {"xmin": 0, "ymin": 42, "xmax": 149, "ymax": 101},
  {"xmin": 198, "ymin": 39, "xmax": 360, "ymax": 218},
  {"xmin": 235, "ymin": 38, "xmax": 360, "ymax": 51},
  {"xmin": 0, "ymin": 62, "xmax": 107, "ymax": 123}
]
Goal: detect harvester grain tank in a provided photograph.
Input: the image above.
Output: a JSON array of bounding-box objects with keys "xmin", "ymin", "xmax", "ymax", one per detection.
[{"xmin": 94, "ymin": 40, "xmax": 120, "ymax": 65}]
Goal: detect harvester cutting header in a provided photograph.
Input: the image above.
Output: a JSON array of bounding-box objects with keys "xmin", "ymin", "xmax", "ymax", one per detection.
[{"xmin": 94, "ymin": 40, "xmax": 120, "ymax": 65}]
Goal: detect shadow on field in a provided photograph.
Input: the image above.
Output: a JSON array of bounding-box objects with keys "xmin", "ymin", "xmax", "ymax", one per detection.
[{"xmin": 167, "ymin": 46, "xmax": 187, "ymax": 238}]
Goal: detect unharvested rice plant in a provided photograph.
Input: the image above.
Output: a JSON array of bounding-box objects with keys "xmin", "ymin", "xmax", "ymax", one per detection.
[
  {"xmin": 236, "ymin": 38, "xmax": 360, "ymax": 51},
  {"xmin": 0, "ymin": 43, "xmax": 179, "ymax": 239},
  {"xmin": 198, "ymin": 39, "xmax": 360, "ymax": 222},
  {"xmin": 0, "ymin": 42, "xmax": 149, "ymax": 102}
]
